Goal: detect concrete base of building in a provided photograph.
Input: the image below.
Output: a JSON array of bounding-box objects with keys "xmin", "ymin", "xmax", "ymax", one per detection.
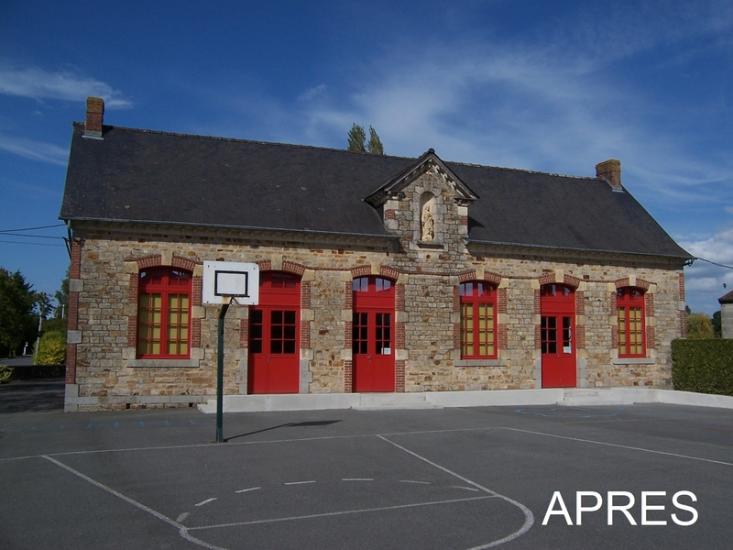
[{"xmin": 197, "ymin": 387, "xmax": 733, "ymax": 413}]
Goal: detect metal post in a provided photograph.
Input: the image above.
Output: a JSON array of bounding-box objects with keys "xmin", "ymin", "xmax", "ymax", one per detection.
[{"xmin": 216, "ymin": 300, "xmax": 230, "ymax": 443}]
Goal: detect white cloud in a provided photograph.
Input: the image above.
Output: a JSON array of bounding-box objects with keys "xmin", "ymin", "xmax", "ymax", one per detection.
[
  {"xmin": 0, "ymin": 64, "xmax": 131, "ymax": 108},
  {"xmin": 0, "ymin": 133, "xmax": 68, "ymax": 166},
  {"xmin": 681, "ymin": 226, "xmax": 733, "ymax": 312},
  {"xmin": 298, "ymin": 84, "xmax": 327, "ymax": 102}
]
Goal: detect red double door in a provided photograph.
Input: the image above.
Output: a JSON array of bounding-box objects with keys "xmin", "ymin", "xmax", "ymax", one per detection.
[
  {"xmin": 540, "ymin": 284, "xmax": 576, "ymax": 388},
  {"xmin": 248, "ymin": 272, "xmax": 300, "ymax": 394},
  {"xmin": 352, "ymin": 276, "xmax": 395, "ymax": 392}
]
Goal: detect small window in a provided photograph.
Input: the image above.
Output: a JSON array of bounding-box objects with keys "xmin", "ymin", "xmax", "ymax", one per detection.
[
  {"xmin": 617, "ymin": 287, "xmax": 646, "ymax": 357},
  {"xmin": 459, "ymin": 281, "xmax": 497, "ymax": 359},
  {"xmin": 137, "ymin": 267, "xmax": 192, "ymax": 359}
]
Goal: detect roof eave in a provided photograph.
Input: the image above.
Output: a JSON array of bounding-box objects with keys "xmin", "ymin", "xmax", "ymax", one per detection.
[
  {"xmin": 467, "ymin": 239, "xmax": 693, "ymax": 266},
  {"xmin": 62, "ymin": 216, "xmax": 400, "ymax": 245}
]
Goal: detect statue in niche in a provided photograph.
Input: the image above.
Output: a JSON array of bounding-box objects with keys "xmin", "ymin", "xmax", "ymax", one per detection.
[{"xmin": 421, "ymin": 196, "xmax": 436, "ymax": 242}]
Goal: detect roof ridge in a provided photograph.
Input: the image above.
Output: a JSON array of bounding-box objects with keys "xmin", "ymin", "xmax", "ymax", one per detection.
[
  {"xmin": 446, "ymin": 160, "xmax": 596, "ymax": 181},
  {"xmin": 72, "ymin": 121, "xmax": 418, "ymax": 161},
  {"xmin": 72, "ymin": 122, "xmax": 599, "ymax": 181}
]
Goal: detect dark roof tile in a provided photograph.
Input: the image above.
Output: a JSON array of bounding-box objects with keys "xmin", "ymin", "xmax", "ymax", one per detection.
[{"xmin": 60, "ymin": 124, "xmax": 691, "ymax": 260}]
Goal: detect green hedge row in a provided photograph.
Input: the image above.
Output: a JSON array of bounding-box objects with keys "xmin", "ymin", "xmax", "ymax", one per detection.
[{"xmin": 672, "ymin": 339, "xmax": 733, "ymax": 396}]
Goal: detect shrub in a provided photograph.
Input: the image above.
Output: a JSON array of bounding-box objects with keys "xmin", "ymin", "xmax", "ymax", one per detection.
[
  {"xmin": 686, "ymin": 313, "xmax": 715, "ymax": 339},
  {"xmin": 0, "ymin": 364, "xmax": 12, "ymax": 384},
  {"xmin": 672, "ymin": 339, "xmax": 733, "ymax": 396},
  {"xmin": 34, "ymin": 331, "xmax": 66, "ymax": 365}
]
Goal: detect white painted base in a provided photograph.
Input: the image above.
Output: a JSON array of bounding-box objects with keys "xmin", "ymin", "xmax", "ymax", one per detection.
[{"xmin": 198, "ymin": 388, "xmax": 733, "ymax": 414}]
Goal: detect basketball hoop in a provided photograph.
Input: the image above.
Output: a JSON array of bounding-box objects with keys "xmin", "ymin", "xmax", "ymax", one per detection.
[{"xmin": 202, "ymin": 261, "xmax": 261, "ymax": 443}]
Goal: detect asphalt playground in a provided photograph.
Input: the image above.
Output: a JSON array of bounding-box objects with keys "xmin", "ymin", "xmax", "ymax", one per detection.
[{"xmin": 0, "ymin": 396, "xmax": 731, "ymax": 549}]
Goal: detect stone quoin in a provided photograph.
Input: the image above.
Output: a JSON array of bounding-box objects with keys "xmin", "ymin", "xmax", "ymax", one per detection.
[{"xmin": 59, "ymin": 97, "xmax": 692, "ymax": 411}]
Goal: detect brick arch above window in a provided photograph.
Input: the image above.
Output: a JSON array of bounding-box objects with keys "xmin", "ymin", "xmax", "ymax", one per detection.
[
  {"xmin": 538, "ymin": 271, "xmax": 580, "ymax": 288},
  {"xmin": 614, "ymin": 277, "xmax": 651, "ymax": 291},
  {"xmin": 126, "ymin": 253, "xmax": 202, "ymax": 271},
  {"xmin": 457, "ymin": 270, "xmax": 502, "ymax": 286}
]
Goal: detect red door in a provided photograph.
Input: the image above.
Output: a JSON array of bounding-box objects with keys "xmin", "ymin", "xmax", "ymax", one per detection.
[
  {"xmin": 540, "ymin": 284, "xmax": 576, "ymax": 388},
  {"xmin": 352, "ymin": 276, "xmax": 395, "ymax": 392},
  {"xmin": 248, "ymin": 272, "xmax": 300, "ymax": 394}
]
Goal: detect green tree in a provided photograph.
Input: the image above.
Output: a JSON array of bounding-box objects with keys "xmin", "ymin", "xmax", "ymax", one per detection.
[
  {"xmin": 347, "ymin": 123, "xmax": 366, "ymax": 153},
  {"xmin": 712, "ymin": 310, "xmax": 722, "ymax": 338},
  {"xmin": 0, "ymin": 268, "xmax": 37, "ymax": 357},
  {"xmin": 367, "ymin": 126, "xmax": 384, "ymax": 155},
  {"xmin": 54, "ymin": 269, "xmax": 69, "ymax": 320},
  {"xmin": 687, "ymin": 312, "xmax": 715, "ymax": 339}
]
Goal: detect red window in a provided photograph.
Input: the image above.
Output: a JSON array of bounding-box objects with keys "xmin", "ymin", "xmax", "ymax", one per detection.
[
  {"xmin": 137, "ymin": 267, "xmax": 192, "ymax": 358},
  {"xmin": 617, "ymin": 287, "xmax": 646, "ymax": 357},
  {"xmin": 459, "ymin": 281, "xmax": 497, "ymax": 359}
]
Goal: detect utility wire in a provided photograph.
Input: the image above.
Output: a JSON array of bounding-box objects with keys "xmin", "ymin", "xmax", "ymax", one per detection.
[
  {"xmin": 0, "ymin": 239, "xmax": 65, "ymax": 247},
  {"xmin": 0, "ymin": 223, "xmax": 65, "ymax": 233},
  {"xmin": 0, "ymin": 233, "xmax": 66, "ymax": 240},
  {"xmin": 694, "ymin": 257, "xmax": 733, "ymax": 270}
]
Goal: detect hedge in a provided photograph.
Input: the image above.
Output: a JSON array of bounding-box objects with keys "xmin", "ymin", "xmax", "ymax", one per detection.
[{"xmin": 671, "ymin": 339, "xmax": 733, "ymax": 396}]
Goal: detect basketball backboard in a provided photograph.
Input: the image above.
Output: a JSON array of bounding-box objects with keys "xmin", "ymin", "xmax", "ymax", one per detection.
[{"xmin": 203, "ymin": 261, "xmax": 259, "ymax": 305}]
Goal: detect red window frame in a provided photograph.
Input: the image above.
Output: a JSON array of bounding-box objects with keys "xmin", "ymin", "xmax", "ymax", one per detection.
[
  {"xmin": 459, "ymin": 281, "xmax": 498, "ymax": 359},
  {"xmin": 617, "ymin": 286, "xmax": 646, "ymax": 358},
  {"xmin": 137, "ymin": 267, "xmax": 192, "ymax": 359}
]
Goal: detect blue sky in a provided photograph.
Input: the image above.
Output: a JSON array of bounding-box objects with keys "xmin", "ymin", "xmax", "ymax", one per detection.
[{"xmin": 1, "ymin": 0, "xmax": 731, "ymax": 313}]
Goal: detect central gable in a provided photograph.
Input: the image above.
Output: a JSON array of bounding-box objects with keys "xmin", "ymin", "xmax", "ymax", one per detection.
[{"xmin": 364, "ymin": 149, "xmax": 478, "ymax": 207}]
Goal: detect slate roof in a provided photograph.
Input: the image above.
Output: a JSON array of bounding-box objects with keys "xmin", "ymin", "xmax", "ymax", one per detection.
[
  {"xmin": 719, "ymin": 289, "xmax": 733, "ymax": 304},
  {"xmin": 60, "ymin": 123, "xmax": 691, "ymax": 260}
]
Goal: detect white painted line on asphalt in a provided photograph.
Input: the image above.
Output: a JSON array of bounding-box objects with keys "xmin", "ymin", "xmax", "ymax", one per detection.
[
  {"xmin": 2, "ymin": 426, "xmax": 504, "ymax": 462},
  {"xmin": 177, "ymin": 512, "xmax": 189, "ymax": 523},
  {"xmin": 452, "ymin": 485, "xmax": 480, "ymax": 492},
  {"xmin": 342, "ymin": 477, "xmax": 374, "ymax": 482},
  {"xmin": 500, "ymin": 427, "xmax": 733, "ymax": 467},
  {"xmin": 235, "ymin": 486, "xmax": 261, "ymax": 494},
  {"xmin": 188, "ymin": 495, "xmax": 493, "ymax": 531},
  {"xmin": 399, "ymin": 479, "xmax": 431, "ymax": 485},
  {"xmin": 195, "ymin": 498, "xmax": 217, "ymax": 507},
  {"xmin": 376, "ymin": 435, "xmax": 535, "ymax": 549},
  {"xmin": 41, "ymin": 455, "xmax": 224, "ymax": 550},
  {"xmin": 284, "ymin": 480, "xmax": 316, "ymax": 486}
]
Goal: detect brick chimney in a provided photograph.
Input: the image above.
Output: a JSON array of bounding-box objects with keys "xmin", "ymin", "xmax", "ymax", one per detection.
[
  {"xmin": 84, "ymin": 96, "xmax": 104, "ymax": 139},
  {"xmin": 595, "ymin": 159, "xmax": 622, "ymax": 191}
]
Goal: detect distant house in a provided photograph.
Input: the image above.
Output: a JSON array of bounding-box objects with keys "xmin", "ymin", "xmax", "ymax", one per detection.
[
  {"xmin": 59, "ymin": 97, "xmax": 692, "ymax": 411},
  {"xmin": 719, "ymin": 290, "xmax": 733, "ymax": 339}
]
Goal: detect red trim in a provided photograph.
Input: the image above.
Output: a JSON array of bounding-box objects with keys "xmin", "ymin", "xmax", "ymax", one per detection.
[
  {"xmin": 136, "ymin": 267, "xmax": 192, "ymax": 359},
  {"xmin": 616, "ymin": 287, "xmax": 646, "ymax": 358},
  {"xmin": 459, "ymin": 281, "xmax": 498, "ymax": 359}
]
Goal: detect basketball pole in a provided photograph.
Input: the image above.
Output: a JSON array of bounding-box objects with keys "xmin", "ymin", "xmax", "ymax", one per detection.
[{"xmin": 216, "ymin": 296, "xmax": 234, "ymax": 443}]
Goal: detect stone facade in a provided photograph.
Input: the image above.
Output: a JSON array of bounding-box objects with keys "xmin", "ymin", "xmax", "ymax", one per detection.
[{"xmin": 65, "ymin": 162, "xmax": 686, "ymax": 410}]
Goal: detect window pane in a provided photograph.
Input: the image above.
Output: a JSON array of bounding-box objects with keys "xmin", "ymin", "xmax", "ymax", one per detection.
[
  {"xmin": 284, "ymin": 341, "xmax": 295, "ymax": 354},
  {"xmin": 251, "ymin": 340, "xmax": 262, "ymax": 353},
  {"xmin": 284, "ymin": 311, "xmax": 296, "ymax": 324},
  {"xmin": 272, "ymin": 311, "xmax": 282, "ymax": 324},
  {"xmin": 271, "ymin": 341, "xmax": 282, "ymax": 353}
]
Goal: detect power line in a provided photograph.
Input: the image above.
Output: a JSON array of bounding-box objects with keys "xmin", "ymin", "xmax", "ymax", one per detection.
[
  {"xmin": 0, "ymin": 233, "xmax": 66, "ymax": 240},
  {"xmin": 694, "ymin": 257, "xmax": 733, "ymax": 270},
  {"xmin": 0, "ymin": 223, "xmax": 65, "ymax": 233},
  {"xmin": 0, "ymin": 239, "xmax": 65, "ymax": 247}
]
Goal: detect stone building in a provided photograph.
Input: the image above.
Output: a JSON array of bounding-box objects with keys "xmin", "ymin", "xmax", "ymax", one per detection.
[
  {"xmin": 60, "ymin": 97, "xmax": 691, "ymax": 411},
  {"xmin": 719, "ymin": 290, "xmax": 733, "ymax": 339}
]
